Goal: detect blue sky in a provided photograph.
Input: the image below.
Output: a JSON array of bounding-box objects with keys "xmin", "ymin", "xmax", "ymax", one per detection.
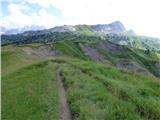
[{"xmin": 0, "ymin": 0, "xmax": 160, "ymax": 38}]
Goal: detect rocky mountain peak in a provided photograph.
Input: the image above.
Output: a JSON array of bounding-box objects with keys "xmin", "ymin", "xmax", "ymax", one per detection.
[
  {"xmin": 90, "ymin": 21, "xmax": 126, "ymax": 34},
  {"xmin": 108, "ymin": 21, "xmax": 125, "ymax": 32}
]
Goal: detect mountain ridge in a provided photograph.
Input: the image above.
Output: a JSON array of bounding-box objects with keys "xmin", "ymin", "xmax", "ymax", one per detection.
[
  {"xmin": 0, "ymin": 25, "xmax": 45, "ymax": 35},
  {"xmin": 1, "ymin": 21, "xmax": 160, "ymax": 53},
  {"xmin": 2, "ymin": 21, "xmax": 160, "ymax": 120},
  {"xmin": 1, "ymin": 21, "xmax": 126, "ymax": 35}
]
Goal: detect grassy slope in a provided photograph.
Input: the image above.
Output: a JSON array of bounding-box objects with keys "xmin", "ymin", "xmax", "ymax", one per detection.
[
  {"xmin": 55, "ymin": 40, "xmax": 160, "ymax": 77},
  {"xmin": 59, "ymin": 58, "xmax": 160, "ymax": 120},
  {"xmin": 54, "ymin": 41, "xmax": 89, "ymax": 60},
  {"xmin": 1, "ymin": 45, "xmax": 45, "ymax": 76},
  {"xmin": 106, "ymin": 34, "xmax": 160, "ymax": 52},
  {"xmin": 75, "ymin": 25, "xmax": 96, "ymax": 36},
  {"xmin": 2, "ymin": 46, "xmax": 59, "ymax": 120},
  {"xmin": 2, "ymin": 42, "xmax": 160, "ymax": 120},
  {"xmin": 128, "ymin": 36, "xmax": 160, "ymax": 51}
]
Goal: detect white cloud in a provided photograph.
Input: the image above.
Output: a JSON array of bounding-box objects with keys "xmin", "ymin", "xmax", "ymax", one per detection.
[
  {"xmin": 1, "ymin": 0, "xmax": 160, "ymax": 37},
  {"xmin": 0, "ymin": 2, "xmax": 60, "ymax": 29},
  {"xmin": 0, "ymin": 3, "xmax": 33, "ymax": 28},
  {"xmin": 26, "ymin": 0, "xmax": 160, "ymax": 37},
  {"xmin": 27, "ymin": 0, "xmax": 52, "ymax": 8},
  {"xmin": 36, "ymin": 9, "xmax": 59, "ymax": 28}
]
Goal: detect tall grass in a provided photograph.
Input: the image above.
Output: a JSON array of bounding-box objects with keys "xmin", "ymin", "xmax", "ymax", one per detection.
[
  {"xmin": 60, "ymin": 59, "xmax": 160, "ymax": 120},
  {"xmin": 2, "ymin": 61, "xmax": 59, "ymax": 120}
]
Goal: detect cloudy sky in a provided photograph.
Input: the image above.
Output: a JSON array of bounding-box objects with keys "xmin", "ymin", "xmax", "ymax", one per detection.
[{"xmin": 0, "ymin": 0, "xmax": 160, "ymax": 38}]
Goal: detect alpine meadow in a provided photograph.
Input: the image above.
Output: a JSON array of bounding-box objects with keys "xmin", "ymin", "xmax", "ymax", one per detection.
[{"xmin": 1, "ymin": 1, "xmax": 160, "ymax": 119}]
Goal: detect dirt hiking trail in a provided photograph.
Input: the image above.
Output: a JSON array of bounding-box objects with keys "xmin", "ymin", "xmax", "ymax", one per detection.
[{"xmin": 56, "ymin": 67, "xmax": 72, "ymax": 120}]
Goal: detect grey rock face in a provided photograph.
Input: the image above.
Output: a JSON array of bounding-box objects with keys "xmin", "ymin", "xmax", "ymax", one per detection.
[
  {"xmin": 1, "ymin": 21, "xmax": 126, "ymax": 35},
  {"xmin": 79, "ymin": 43, "xmax": 110, "ymax": 63},
  {"xmin": 90, "ymin": 21, "xmax": 125, "ymax": 34}
]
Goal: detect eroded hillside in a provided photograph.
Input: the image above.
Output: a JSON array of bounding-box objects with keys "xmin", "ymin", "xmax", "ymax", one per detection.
[{"xmin": 2, "ymin": 39, "xmax": 160, "ymax": 120}]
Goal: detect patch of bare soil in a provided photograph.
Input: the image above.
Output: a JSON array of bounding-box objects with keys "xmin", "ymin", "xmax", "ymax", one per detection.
[
  {"xmin": 116, "ymin": 60, "xmax": 153, "ymax": 76},
  {"xmin": 97, "ymin": 40, "xmax": 124, "ymax": 55},
  {"xmin": 56, "ymin": 67, "xmax": 72, "ymax": 120},
  {"xmin": 79, "ymin": 43, "xmax": 109, "ymax": 63},
  {"xmin": 22, "ymin": 46, "xmax": 57, "ymax": 57},
  {"xmin": 155, "ymin": 62, "xmax": 160, "ymax": 75}
]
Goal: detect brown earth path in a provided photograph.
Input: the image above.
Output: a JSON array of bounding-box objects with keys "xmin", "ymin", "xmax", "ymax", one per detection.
[{"xmin": 56, "ymin": 67, "xmax": 72, "ymax": 120}]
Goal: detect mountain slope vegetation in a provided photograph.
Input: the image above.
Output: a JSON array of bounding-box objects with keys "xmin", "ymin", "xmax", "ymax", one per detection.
[
  {"xmin": 2, "ymin": 21, "xmax": 160, "ymax": 120},
  {"xmin": 2, "ymin": 21, "xmax": 160, "ymax": 53},
  {"xmin": 2, "ymin": 40, "xmax": 160, "ymax": 120}
]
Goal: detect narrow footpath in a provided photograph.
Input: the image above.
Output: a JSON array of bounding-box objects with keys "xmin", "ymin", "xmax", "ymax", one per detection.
[{"xmin": 56, "ymin": 67, "xmax": 72, "ymax": 120}]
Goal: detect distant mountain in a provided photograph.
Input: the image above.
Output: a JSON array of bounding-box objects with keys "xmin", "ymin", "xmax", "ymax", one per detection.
[
  {"xmin": 49, "ymin": 25, "xmax": 76, "ymax": 33},
  {"xmin": 125, "ymin": 29, "xmax": 136, "ymax": 35},
  {"xmin": 0, "ymin": 25, "xmax": 45, "ymax": 35},
  {"xmin": 46, "ymin": 21, "xmax": 126, "ymax": 34},
  {"xmin": 0, "ymin": 26, "xmax": 7, "ymax": 34},
  {"xmin": 90, "ymin": 21, "xmax": 126, "ymax": 34},
  {"xmin": 1, "ymin": 21, "xmax": 127, "ymax": 36},
  {"xmin": 1, "ymin": 21, "xmax": 160, "ymax": 53}
]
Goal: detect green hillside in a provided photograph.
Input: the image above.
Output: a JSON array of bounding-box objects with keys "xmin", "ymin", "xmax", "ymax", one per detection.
[
  {"xmin": 75, "ymin": 25, "xmax": 96, "ymax": 36},
  {"xmin": 54, "ymin": 40, "xmax": 160, "ymax": 77},
  {"xmin": 2, "ymin": 24, "xmax": 160, "ymax": 54},
  {"xmin": 2, "ymin": 40, "xmax": 160, "ymax": 120},
  {"xmin": 106, "ymin": 34, "xmax": 160, "ymax": 52}
]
